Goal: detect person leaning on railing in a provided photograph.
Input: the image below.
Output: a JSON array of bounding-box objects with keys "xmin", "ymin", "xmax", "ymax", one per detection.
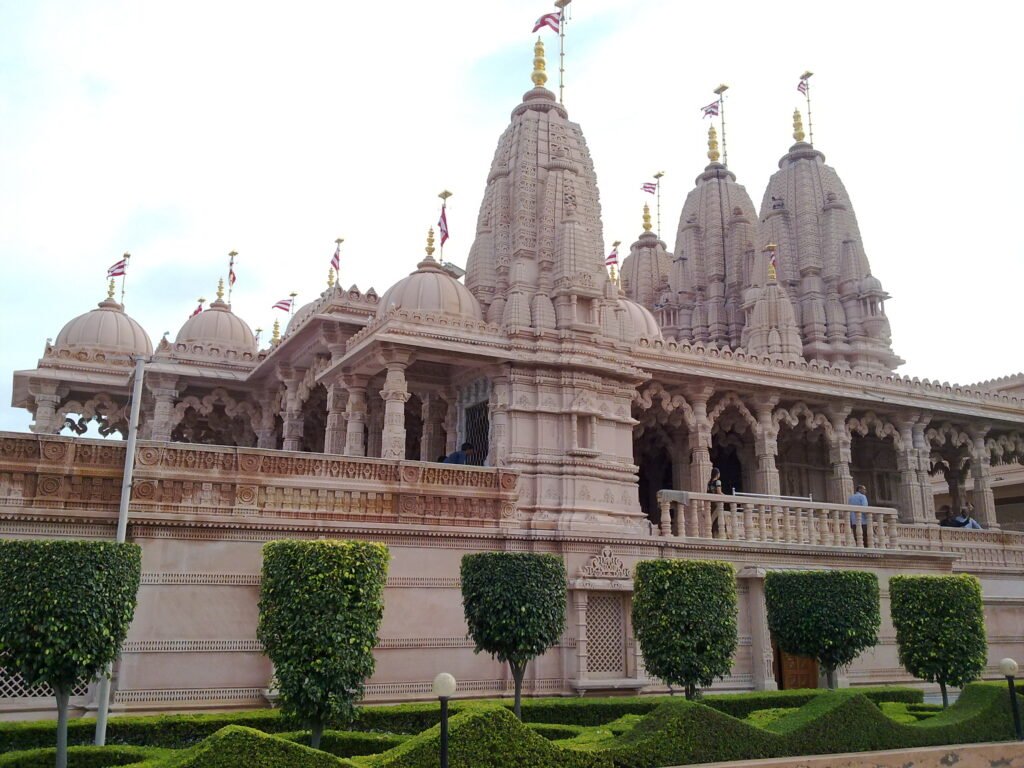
[
  {"xmin": 938, "ymin": 503, "xmax": 982, "ymax": 529},
  {"xmin": 848, "ymin": 484, "xmax": 870, "ymax": 546}
]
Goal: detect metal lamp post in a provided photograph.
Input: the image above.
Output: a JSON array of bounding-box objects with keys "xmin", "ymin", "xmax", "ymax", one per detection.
[
  {"xmin": 1000, "ymin": 658, "xmax": 1023, "ymax": 740},
  {"xmin": 432, "ymin": 672, "xmax": 457, "ymax": 768}
]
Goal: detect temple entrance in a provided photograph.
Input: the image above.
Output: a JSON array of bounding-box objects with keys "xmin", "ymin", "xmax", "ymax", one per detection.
[
  {"xmin": 708, "ymin": 398, "xmax": 756, "ymax": 494},
  {"xmin": 772, "ymin": 641, "xmax": 818, "ymax": 690},
  {"xmin": 404, "ymin": 394, "xmax": 423, "ymax": 460},
  {"xmin": 636, "ymin": 431, "xmax": 673, "ymax": 525},
  {"xmin": 711, "ymin": 443, "xmax": 744, "ymax": 495},
  {"xmin": 851, "ymin": 433, "xmax": 899, "ymax": 507},
  {"xmin": 777, "ymin": 429, "xmax": 830, "ymax": 500},
  {"xmin": 301, "ymin": 384, "xmax": 327, "ymax": 453}
]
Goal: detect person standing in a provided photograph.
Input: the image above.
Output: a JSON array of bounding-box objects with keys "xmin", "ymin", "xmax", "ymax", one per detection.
[
  {"xmin": 443, "ymin": 442, "xmax": 476, "ymax": 465},
  {"xmin": 707, "ymin": 467, "xmax": 723, "ymax": 494},
  {"xmin": 952, "ymin": 503, "xmax": 983, "ymax": 529},
  {"xmin": 848, "ymin": 484, "xmax": 870, "ymax": 546}
]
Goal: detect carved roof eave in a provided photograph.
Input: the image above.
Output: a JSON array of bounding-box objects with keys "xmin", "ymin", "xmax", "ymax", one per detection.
[
  {"xmin": 11, "ymin": 366, "xmax": 132, "ymax": 408},
  {"xmin": 143, "ymin": 360, "xmax": 252, "ymax": 386},
  {"xmin": 631, "ymin": 345, "xmax": 1024, "ymax": 427}
]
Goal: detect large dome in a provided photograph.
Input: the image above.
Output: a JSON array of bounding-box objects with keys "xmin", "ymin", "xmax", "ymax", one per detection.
[
  {"xmin": 175, "ymin": 297, "xmax": 257, "ymax": 357},
  {"xmin": 378, "ymin": 251, "xmax": 482, "ymax": 321},
  {"xmin": 53, "ymin": 294, "xmax": 153, "ymax": 359},
  {"xmin": 617, "ymin": 298, "xmax": 662, "ymax": 343}
]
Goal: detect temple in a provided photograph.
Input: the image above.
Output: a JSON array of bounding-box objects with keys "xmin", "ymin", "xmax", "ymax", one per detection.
[{"xmin": 3, "ymin": 39, "xmax": 1023, "ymax": 718}]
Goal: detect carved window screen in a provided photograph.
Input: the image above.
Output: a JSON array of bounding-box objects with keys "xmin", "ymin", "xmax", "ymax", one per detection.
[
  {"xmin": 0, "ymin": 658, "xmax": 89, "ymax": 699},
  {"xmin": 464, "ymin": 401, "xmax": 489, "ymax": 465},
  {"xmin": 586, "ymin": 592, "xmax": 626, "ymax": 678}
]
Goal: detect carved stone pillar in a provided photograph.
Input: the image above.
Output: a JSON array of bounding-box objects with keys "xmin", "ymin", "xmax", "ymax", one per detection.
[
  {"xmin": 737, "ymin": 566, "xmax": 778, "ymax": 691},
  {"xmin": 827, "ymin": 405, "xmax": 854, "ymax": 504},
  {"xmin": 277, "ymin": 367, "xmax": 306, "ymax": 452},
  {"xmin": 419, "ymin": 394, "xmax": 447, "ymax": 462},
  {"xmin": 688, "ymin": 389, "xmax": 714, "ymax": 492},
  {"xmin": 324, "ymin": 383, "xmax": 348, "ymax": 454},
  {"xmin": 753, "ymin": 397, "xmax": 781, "ymax": 496},
  {"xmin": 343, "ymin": 378, "xmax": 368, "ymax": 457},
  {"xmin": 147, "ymin": 376, "xmax": 180, "ymax": 443},
  {"xmin": 895, "ymin": 418, "xmax": 925, "ymax": 523},
  {"xmin": 969, "ymin": 425, "xmax": 998, "ymax": 529},
  {"xmin": 487, "ymin": 372, "xmax": 510, "ymax": 467},
  {"xmin": 379, "ymin": 359, "xmax": 410, "ymax": 460},
  {"xmin": 443, "ymin": 391, "xmax": 459, "ymax": 454},
  {"xmin": 912, "ymin": 420, "xmax": 936, "ymax": 520},
  {"xmin": 28, "ymin": 381, "xmax": 63, "ymax": 435},
  {"xmin": 366, "ymin": 395, "xmax": 384, "ymax": 458}
]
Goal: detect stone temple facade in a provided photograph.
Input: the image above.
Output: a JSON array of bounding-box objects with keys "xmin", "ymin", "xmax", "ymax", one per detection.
[{"xmin": 3, "ymin": 41, "xmax": 1024, "ymax": 718}]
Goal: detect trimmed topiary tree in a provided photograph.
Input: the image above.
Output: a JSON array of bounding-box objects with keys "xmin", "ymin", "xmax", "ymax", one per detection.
[
  {"xmin": 0, "ymin": 540, "xmax": 142, "ymax": 768},
  {"xmin": 765, "ymin": 570, "xmax": 880, "ymax": 689},
  {"xmin": 889, "ymin": 574, "xmax": 987, "ymax": 707},
  {"xmin": 258, "ymin": 540, "xmax": 389, "ymax": 749},
  {"xmin": 460, "ymin": 553, "xmax": 567, "ymax": 719},
  {"xmin": 632, "ymin": 560, "xmax": 738, "ymax": 700}
]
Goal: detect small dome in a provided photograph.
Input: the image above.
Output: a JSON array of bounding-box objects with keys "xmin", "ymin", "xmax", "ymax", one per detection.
[
  {"xmin": 286, "ymin": 296, "xmax": 323, "ymax": 334},
  {"xmin": 175, "ymin": 298, "xmax": 257, "ymax": 356},
  {"xmin": 860, "ymin": 274, "xmax": 884, "ymax": 293},
  {"xmin": 54, "ymin": 296, "xmax": 153, "ymax": 359},
  {"xmin": 617, "ymin": 298, "xmax": 663, "ymax": 343},
  {"xmin": 377, "ymin": 256, "xmax": 481, "ymax": 320}
]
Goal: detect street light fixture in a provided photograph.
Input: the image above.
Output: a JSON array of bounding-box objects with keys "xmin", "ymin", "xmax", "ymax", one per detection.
[
  {"xmin": 1000, "ymin": 658, "xmax": 1022, "ymax": 740},
  {"xmin": 432, "ymin": 672, "xmax": 457, "ymax": 768}
]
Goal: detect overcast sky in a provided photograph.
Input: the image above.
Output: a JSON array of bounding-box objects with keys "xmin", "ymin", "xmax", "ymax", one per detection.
[{"xmin": 2, "ymin": 0, "xmax": 1022, "ymax": 433}]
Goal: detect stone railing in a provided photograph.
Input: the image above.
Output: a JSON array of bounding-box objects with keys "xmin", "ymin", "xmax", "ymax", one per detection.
[
  {"xmin": 655, "ymin": 490, "xmax": 901, "ymax": 549},
  {"xmin": 896, "ymin": 523, "xmax": 1024, "ymax": 572},
  {"xmin": 0, "ymin": 433, "xmax": 520, "ymax": 529}
]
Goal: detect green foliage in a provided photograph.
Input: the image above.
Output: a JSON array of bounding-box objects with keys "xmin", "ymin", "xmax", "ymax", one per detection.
[
  {"xmin": 258, "ymin": 540, "xmax": 389, "ymax": 732},
  {"xmin": 0, "ymin": 746, "xmax": 164, "ymax": 768},
  {"xmin": 765, "ymin": 570, "xmax": 880, "ymax": 682},
  {"xmin": 277, "ymin": 731, "xmax": 407, "ymax": 757},
  {"xmin": 0, "ymin": 540, "xmax": 142, "ymax": 693},
  {"xmin": 460, "ymin": 553, "xmax": 566, "ymax": 670},
  {"xmin": 631, "ymin": 560, "xmax": 738, "ymax": 698},
  {"xmin": 362, "ymin": 706, "xmax": 611, "ymax": 768},
  {"xmin": 460, "ymin": 553, "xmax": 566, "ymax": 715},
  {"xmin": 142, "ymin": 726, "xmax": 345, "ymax": 767},
  {"xmin": 744, "ymin": 707, "xmax": 798, "ymax": 728},
  {"xmin": 889, "ymin": 574, "xmax": 988, "ymax": 691}
]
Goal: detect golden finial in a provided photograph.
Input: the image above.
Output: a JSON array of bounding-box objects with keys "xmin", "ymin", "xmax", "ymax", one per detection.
[
  {"xmin": 271, "ymin": 318, "xmax": 281, "ymax": 344},
  {"xmin": 106, "ymin": 278, "xmax": 116, "ymax": 300},
  {"xmin": 765, "ymin": 243, "xmax": 778, "ymax": 282},
  {"xmin": 216, "ymin": 278, "xmax": 225, "ymax": 301},
  {"xmin": 425, "ymin": 227, "xmax": 436, "ymax": 259},
  {"xmin": 642, "ymin": 203, "xmax": 652, "ymax": 233},
  {"xmin": 792, "ymin": 109, "xmax": 805, "ymax": 142},
  {"xmin": 327, "ymin": 268, "xmax": 335, "ymax": 289},
  {"xmin": 707, "ymin": 125, "xmax": 720, "ymax": 163},
  {"xmin": 531, "ymin": 37, "xmax": 547, "ymax": 88}
]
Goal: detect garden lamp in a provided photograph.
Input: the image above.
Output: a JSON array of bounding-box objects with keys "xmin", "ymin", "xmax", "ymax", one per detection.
[
  {"xmin": 433, "ymin": 672, "xmax": 457, "ymax": 768},
  {"xmin": 1000, "ymin": 658, "xmax": 1022, "ymax": 740}
]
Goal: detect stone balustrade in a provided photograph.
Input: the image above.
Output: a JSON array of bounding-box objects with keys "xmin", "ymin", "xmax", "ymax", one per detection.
[
  {"xmin": 0, "ymin": 433, "xmax": 520, "ymax": 529},
  {"xmin": 655, "ymin": 490, "xmax": 902, "ymax": 549}
]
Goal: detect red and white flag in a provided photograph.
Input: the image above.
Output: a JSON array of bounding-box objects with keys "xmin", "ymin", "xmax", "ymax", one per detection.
[
  {"xmin": 797, "ymin": 78, "xmax": 809, "ymax": 95},
  {"xmin": 330, "ymin": 242, "xmax": 341, "ymax": 271},
  {"xmin": 641, "ymin": 182, "xmax": 657, "ymax": 194},
  {"xmin": 107, "ymin": 258, "xmax": 127, "ymax": 278},
  {"xmin": 438, "ymin": 204, "xmax": 449, "ymax": 246},
  {"xmin": 605, "ymin": 247, "xmax": 619, "ymax": 267},
  {"xmin": 190, "ymin": 301, "xmax": 204, "ymax": 318},
  {"xmin": 532, "ymin": 11, "xmax": 560, "ymax": 33},
  {"xmin": 272, "ymin": 298, "xmax": 294, "ymax": 312},
  {"xmin": 701, "ymin": 101, "xmax": 720, "ymax": 118}
]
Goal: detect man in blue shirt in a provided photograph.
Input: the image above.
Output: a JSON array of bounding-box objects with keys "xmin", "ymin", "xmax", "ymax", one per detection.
[
  {"xmin": 848, "ymin": 484, "xmax": 869, "ymax": 546},
  {"xmin": 443, "ymin": 442, "xmax": 476, "ymax": 465}
]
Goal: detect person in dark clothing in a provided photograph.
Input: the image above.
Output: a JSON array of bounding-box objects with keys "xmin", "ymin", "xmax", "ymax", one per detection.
[
  {"xmin": 707, "ymin": 467, "xmax": 723, "ymax": 494},
  {"xmin": 443, "ymin": 442, "xmax": 476, "ymax": 465}
]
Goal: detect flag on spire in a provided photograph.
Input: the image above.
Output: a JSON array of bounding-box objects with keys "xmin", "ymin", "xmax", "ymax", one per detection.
[
  {"xmin": 532, "ymin": 11, "xmax": 560, "ymax": 33},
  {"xmin": 272, "ymin": 298, "xmax": 294, "ymax": 312},
  {"xmin": 190, "ymin": 300, "xmax": 204, "ymax": 318},
  {"xmin": 701, "ymin": 101, "xmax": 720, "ymax": 118},
  {"xmin": 106, "ymin": 257, "xmax": 127, "ymax": 278},
  {"xmin": 330, "ymin": 242, "xmax": 341, "ymax": 271},
  {"xmin": 797, "ymin": 77, "xmax": 809, "ymax": 95},
  {"xmin": 605, "ymin": 246, "xmax": 619, "ymax": 267},
  {"xmin": 228, "ymin": 255, "xmax": 237, "ymax": 287},
  {"xmin": 438, "ymin": 204, "xmax": 449, "ymax": 246},
  {"xmin": 641, "ymin": 182, "xmax": 657, "ymax": 194}
]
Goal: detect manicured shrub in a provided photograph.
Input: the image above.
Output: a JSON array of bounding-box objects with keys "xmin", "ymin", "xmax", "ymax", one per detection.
[
  {"xmin": 146, "ymin": 725, "xmax": 346, "ymax": 767},
  {"xmin": 0, "ymin": 745, "xmax": 163, "ymax": 768},
  {"xmin": 460, "ymin": 553, "xmax": 567, "ymax": 718},
  {"xmin": 258, "ymin": 540, "xmax": 389, "ymax": 749},
  {"xmin": 363, "ymin": 706, "xmax": 611, "ymax": 768},
  {"xmin": 889, "ymin": 574, "xmax": 988, "ymax": 707},
  {"xmin": 631, "ymin": 560, "xmax": 738, "ymax": 699},
  {"xmin": 765, "ymin": 570, "xmax": 880, "ymax": 688},
  {"xmin": 0, "ymin": 540, "xmax": 142, "ymax": 768},
  {"xmin": 278, "ymin": 730, "xmax": 407, "ymax": 757}
]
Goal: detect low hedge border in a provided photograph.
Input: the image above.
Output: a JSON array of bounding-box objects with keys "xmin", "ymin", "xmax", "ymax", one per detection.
[
  {"xmin": 0, "ymin": 685, "xmax": 922, "ymax": 753},
  {"xmin": 0, "ymin": 745, "xmax": 166, "ymax": 768},
  {"xmin": 277, "ymin": 731, "xmax": 407, "ymax": 758}
]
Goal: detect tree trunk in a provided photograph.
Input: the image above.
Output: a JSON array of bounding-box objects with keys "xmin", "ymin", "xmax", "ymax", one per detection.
[
  {"xmin": 685, "ymin": 683, "xmax": 697, "ymax": 701},
  {"xmin": 55, "ymin": 687, "xmax": 70, "ymax": 768},
  {"xmin": 826, "ymin": 667, "xmax": 837, "ymax": 690},
  {"xmin": 310, "ymin": 720, "xmax": 324, "ymax": 750},
  {"xmin": 511, "ymin": 662, "xmax": 526, "ymax": 720},
  {"xmin": 939, "ymin": 679, "xmax": 948, "ymax": 708}
]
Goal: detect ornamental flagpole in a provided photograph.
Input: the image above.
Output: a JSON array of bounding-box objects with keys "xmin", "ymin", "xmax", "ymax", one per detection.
[
  {"xmin": 227, "ymin": 251, "xmax": 237, "ymax": 304},
  {"xmin": 799, "ymin": 71, "xmax": 814, "ymax": 146},
  {"xmin": 438, "ymin": 190, "xmax": 452, "ymax": 263},
  {"xmin": 120, "ymin": 253, "xmax": 130, "ymax": 304},
  {"xmin": 714, "ymin": 84, "xmax": 729, "ymax": 168},
  {"xmin": 555, "ymin": 0, "xmax": 571, "ymax": 104},
  {"xmin": 653, "ymin": 172, "xmax": 665, "ymax": 238}
]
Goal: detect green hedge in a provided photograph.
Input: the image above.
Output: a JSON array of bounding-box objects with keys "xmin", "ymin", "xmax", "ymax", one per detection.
[
  {"xmin": 0, "ymin": 687, "xmax": 923, "ymax": 752},
  {"xmin": 277, "ymin": 731, "xmax": 407, "ymax": 757},
  {"xmin": 362, "ymin": 706, "xmax": 610, "ymax": 768},
  {"xmin": 0, "ymin": 746, "xmax": 164, "ymax": 768},
  {"xmin": 131, "ymin": 726, "xmax": 346, "ymax": 767}
]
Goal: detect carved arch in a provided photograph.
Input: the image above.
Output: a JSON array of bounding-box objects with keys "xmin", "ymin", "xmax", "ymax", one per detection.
[
  {"xmin": 57, "ymin": 393, "xmax": 129, "ymax": 437},
  {"xmin": 987, "ymin": 432, "xmax": 1024, "ymax": 465},
  {"xmin": 847, "ymin": 411, "xmax": 903, "ymax": 450},
  {"xmin": 633, "ymin": 382, "xmax": 695, "ymax": 430},
  {"xmin": 708, "ymin": 392, "xmax": 758, "ymax": 433},
  {"xmin": 170, "ymin": 387, "xmax": 258, "ymax": 431},
  {"xmin": 773, "ymin": 402, "xmax": 835, "ymax": 441},
  {"xmin": 925, "ymin": 422, "xmax": 972, "ymax": 451}
]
